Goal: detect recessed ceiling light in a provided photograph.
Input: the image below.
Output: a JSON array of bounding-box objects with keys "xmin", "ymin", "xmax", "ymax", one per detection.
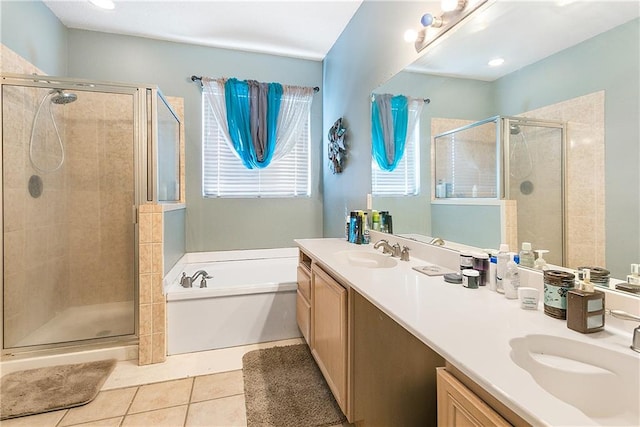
[
  {"xmin": 89, "ymin": 0, "xmax": 115, "ymax": 10},
  {"xmin": 488, "ymin": 58, "xmax": 505, "ymax": 67}
]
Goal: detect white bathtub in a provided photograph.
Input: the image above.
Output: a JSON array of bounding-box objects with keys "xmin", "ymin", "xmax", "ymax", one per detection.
[{"xmin": 164, "ymin": 248, "xmax": 301, "ymax": 355}]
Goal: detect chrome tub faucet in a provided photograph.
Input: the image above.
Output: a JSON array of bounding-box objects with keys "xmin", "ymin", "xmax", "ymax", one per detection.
[{"xmin": 180, "ymin": 270, "xmax": 213, "ymax": 288}]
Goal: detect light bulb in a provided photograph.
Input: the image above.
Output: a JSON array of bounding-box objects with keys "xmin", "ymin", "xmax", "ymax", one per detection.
[
  {"xmin": 488, "ymin": 58, "xmax": 505, "ymax": 67},
  {"xmin": 441, "ymin": 0, "xmax": 463, "ymax": 12},
  {"xmin": 421, "ymin": 13, "xmax": 443, "ymax": 28},
  {"xmin": 404, "ymin": 29, "xmax": 418, "ymax": 43}
]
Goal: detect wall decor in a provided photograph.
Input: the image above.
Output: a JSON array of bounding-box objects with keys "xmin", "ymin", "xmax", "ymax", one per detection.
[{"xmin": 328, "ymin": 117, "xmax": 347, "ymax": 174}]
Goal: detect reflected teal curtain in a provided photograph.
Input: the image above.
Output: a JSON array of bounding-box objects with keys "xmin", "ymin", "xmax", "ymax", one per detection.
[
  {"xmin": 371, "ymin": 94, "xmax": 408, "ymax": 171},
  {"xmin": 224, "ymin": 78, "xmax": 282, "ymax": 169}
]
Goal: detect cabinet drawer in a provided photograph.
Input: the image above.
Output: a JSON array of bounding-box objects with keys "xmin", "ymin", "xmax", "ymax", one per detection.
[
  {"xmin": 297, "ymin": 266, "xmax": 311, "ymax": 301},
  {"xmin": 296, "ymin": 289, "xmax": 311, "ymax": 344}
]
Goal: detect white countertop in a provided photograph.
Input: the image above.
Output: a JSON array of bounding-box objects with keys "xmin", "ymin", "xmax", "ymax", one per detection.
[{"xmin": 295, "ymin": 237, "xmax": 640, "ymax": 427}]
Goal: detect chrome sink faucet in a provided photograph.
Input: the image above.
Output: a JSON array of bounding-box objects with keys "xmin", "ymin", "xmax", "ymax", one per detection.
[
  {"xmin": 373, "ymin": 240, "xmax": 402, "ymax": 258},
  {"xmin": 608, "ymin": 309, "xmax": 640, "ymax": 352},
  {"xmin": 180, "ymin": 270, "xmax": 213, "ymax": 288},
  {"xmin": 429, "ymin": 237, "xmax": 445, "ymax": 246}
]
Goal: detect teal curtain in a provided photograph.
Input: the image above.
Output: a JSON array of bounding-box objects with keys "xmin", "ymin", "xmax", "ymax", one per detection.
[
  {"xmin": 224, "ymin": 78, "xmax": 282, "ymax": 169},
  {"xmin": 371, "ymin": 94, "xmax": 408, "ymax": 171}
]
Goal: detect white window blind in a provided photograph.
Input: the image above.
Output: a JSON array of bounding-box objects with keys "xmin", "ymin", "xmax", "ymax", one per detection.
[
  {"xmin": 202, "ymin": 88, "xmax": 310, "ymax": 198},
  {"xmin": 371, "ymin": 122, "xmax": 420, "ymax": 196}
]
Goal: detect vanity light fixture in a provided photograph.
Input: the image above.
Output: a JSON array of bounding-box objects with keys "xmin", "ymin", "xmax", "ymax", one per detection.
[
  {"xmin": 404, "ymin": 29, "xmax": 419, "ymax": 43},
  {"xmin": 88, "ymin": 0, "xmax": 115, "ymax": 10},
  {"xmin": 414, "ymin": 0, "xmax": 488, "ymax": 53},
  {"xmin": 441, "ymin": 0, "xmax": 467, "ymax": 13}
]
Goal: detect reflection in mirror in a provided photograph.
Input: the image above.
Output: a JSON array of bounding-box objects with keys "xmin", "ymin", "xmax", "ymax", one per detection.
[{"xmin": 371, "ymin": 2, "xmax": 639, "ymax": 287}]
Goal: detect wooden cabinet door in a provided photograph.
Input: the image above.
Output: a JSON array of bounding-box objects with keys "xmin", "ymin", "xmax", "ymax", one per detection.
[
  {"xmin": 311, "ymin": 264, "xmax": 348, "ymax": 414},
  {"xmin": 296, "ymin": 289, "xmax": 311, "ymax": 344},
  {"xmin": 437, "ymin": 368, "xmax": 511, "ymax": 427}
]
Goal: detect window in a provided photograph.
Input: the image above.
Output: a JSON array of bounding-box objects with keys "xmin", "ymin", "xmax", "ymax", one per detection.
[
  {"xmin": 202, "ymin": 85, "xmax": 310, "ymax": 198},
  {"xmin": 371, "ymin": 121, "xmax": 420, "ymax": 196}
]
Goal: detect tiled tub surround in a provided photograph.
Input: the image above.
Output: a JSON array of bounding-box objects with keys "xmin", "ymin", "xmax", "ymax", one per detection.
[
  {"xmin": 163, "ymin": 248, "xmax": 301, "ymax": 355},
  {"xmin": 297, "ymin": 231, "xmax": 640, "ymax": 426}
]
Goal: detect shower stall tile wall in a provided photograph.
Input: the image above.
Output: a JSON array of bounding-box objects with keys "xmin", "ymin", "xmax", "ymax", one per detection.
[
  {"xmin": 2, "ymin": 46, "xmax": 183, "ymax": 366},
  {"xmin": 138, "ymin": 203, "xmax": 166, "ymax": 365}
]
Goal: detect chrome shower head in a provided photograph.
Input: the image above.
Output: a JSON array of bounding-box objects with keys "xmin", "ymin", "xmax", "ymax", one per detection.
[{"xmin": 50, "ymin": 89, "xmax": 78, "ymax": 105}]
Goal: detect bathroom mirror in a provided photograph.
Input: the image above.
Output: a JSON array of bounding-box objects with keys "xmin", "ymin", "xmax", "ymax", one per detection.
[{"xmin": 371, "ymin": 1, "xmax": 639, "ymax": 286}]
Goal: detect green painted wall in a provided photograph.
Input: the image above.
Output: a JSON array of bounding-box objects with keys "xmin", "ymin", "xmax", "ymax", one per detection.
[
  {"xmin": 0, "ymin": 0, "xmax": 67, "ymax": 75},
  {"xmin": 494, "ymin": 18, "xmax": 639, "ymax": 279},
  {"xmin": 66, "ymin": 29, "xmax": 324, "ymax": 252},
  {"xmin": 431, "ymin": 205, "xmax": 501, "ymax": 250}
]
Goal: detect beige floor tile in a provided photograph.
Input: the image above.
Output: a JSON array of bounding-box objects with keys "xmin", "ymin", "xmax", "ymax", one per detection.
[
  {"xmin": 185, "ymin": 394, "xmax": 247, "ymax": 427},
  {"xmin": 121, "ymin": 405, "xmax": 187, "ymax": 427},
  {"xmin": 60, "ymin": 387, "xmax": 137, "ymax": 426},
  {"xmin": 128, "ymin": 378, "xmax": 193, "ymax": 414},
  {"xmin": 191, "ymin": 370, "xmax": 244, "ymax": 403},
  {"xmin": 0, "ymin": 410, "xmax": 67, "ymax": 427},
  {"xmin": 68, "ymin": 416, "xmax": 124, "ymax": 426}
]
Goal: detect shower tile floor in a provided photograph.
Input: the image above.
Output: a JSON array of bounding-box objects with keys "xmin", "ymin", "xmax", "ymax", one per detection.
[{"xmin": 1, "ymin": 338, "xmax": 353, "ymax": 427}]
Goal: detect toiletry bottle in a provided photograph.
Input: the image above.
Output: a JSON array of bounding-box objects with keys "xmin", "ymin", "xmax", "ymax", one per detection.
[
  {"xmin": 355, "ymin": 213, "xmax": 363, "ymax": 244},
  {"xmin": 503, "ymin": 254, "xmax": 520, "ymax": 299},
  {"xmin": 628, "ymin": 263, "xmax": 640, "ymax": 285},
  {"xmin": 345, "ymin": 215, "xmax": 350, "ymax": 241},
  {"xmin": 372, "ymin": 210, "xmax": 380, "ymax": 231},
  {"xmin": 567, "ymin": 269, "xmax": 606, "ymax": 333},
  {"xmin": 534, "ymin": 250, "xmax": 549, "ymax": 270},
  {"xmin": 363, "ymin": 212, "xmax": 370, "ymax": 244},
  {"xmin": 496, "ymin": 244, "xmax": 509, "ymax": 294},
  {"xmin": 348, "ymin": 212, "xmax": 357, "ymax": 243},
  {"xmin": 488, "ymin": 253, "xmax": 497, "ymax": 291},
  {"xmin": 519, "ymin": 242, "xmax": 535, "ymax": 268},
  {"xmin": 436, "ymin": 179, "xmax": 445, "ymax": 198}
]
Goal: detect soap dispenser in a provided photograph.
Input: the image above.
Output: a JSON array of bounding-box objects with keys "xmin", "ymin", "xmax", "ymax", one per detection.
[
  {"xmin": 519, "ymin": 242, "xmax": 535, "ymax": 268},
  {"xmin": 534, "ymin": 250, "xmax": 549, "ymax": 270},
  {"xmin": 567, "ymin": 269, "xmax": 605, "ymax": 333}
]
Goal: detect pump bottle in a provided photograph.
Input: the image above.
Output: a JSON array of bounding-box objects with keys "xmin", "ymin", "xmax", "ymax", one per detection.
[
  {"xmin": 519, "ymin": 242, "xmax": 535, "ymax": 268},
  {"xmin": 495, "ymin": 244, "xmax": 509, "ymax": 293},
  {"xmin": 503, "ymin": 254, "xmax": 520, "ymax": 299}
]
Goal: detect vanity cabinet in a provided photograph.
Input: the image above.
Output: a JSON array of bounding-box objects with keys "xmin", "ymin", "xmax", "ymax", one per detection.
[
  {"xmin": 437, "ymin": 368, "xmax": 510, "ymax": 427},
  {"xmin": 296, "ymin": 252, "xmax": 312, "ymax": 344},
  {"xmin": 437, "ymin": 363, "xmax": 529, "ymax": 427},
  {"xmin": 310, "ymin": 262, "xmax": 349, "ymax": 415}
]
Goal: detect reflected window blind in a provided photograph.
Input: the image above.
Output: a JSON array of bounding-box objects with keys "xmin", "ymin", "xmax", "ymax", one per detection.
[
  {"xmin": 371, "ymin": 122, "xmax": 420, "ymax": 196},
  {"xmin": 202, "ymin": 88, "xmax": 310, "ymax": 198}
]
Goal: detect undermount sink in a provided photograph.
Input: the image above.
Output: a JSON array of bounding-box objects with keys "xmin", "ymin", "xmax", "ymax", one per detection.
[
  {"xmin": 335, "ymin": 250, "xmax": 398, "ymax": 269},
  {"xmin": 510, "ymin": 334, "xmax": 640, "ymax": 425}
]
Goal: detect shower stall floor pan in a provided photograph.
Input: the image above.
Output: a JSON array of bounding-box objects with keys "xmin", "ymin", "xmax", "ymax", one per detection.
[{"xmin": 12, "ymin": 301, "xmax": 135, "ymax": 348}]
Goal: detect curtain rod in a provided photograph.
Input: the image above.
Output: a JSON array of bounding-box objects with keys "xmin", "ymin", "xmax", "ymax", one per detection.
[
  {"xmin": 191, "ymin": 75, "xmax": 319, "ymax": 93},
  {"xmin": 371, "ymin": 93, "xmax": 431, "ymax": 104}
]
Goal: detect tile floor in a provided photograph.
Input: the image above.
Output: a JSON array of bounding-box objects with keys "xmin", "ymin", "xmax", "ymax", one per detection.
[{"xmin": 1, "ymin": 338, "xmax": 352, "ymax": 427}]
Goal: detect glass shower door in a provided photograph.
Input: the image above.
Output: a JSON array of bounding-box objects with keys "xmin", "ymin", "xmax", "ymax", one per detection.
[
  {"xmin": 2, "ymin": 84, "xmax": 137, "ymax": 350},
  {"xmin": 505, "ymin": 118, "xmax": 565, "ymax": 266}
]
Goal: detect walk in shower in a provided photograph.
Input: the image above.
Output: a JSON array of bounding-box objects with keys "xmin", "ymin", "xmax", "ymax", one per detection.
[
  {"xmin": 433, "ymin": 115, "xmax": 565, "ymax": 265},
  {"xmin": 1, "ymin": 74, "xmax": 179, "ymax": 355}
]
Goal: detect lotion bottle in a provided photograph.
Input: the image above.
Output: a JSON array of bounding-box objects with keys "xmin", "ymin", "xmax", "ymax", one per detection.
[
  {"xmin": 496, "ymin": 243, "xmax": 509, "ymax": 294},
  {"xmin": 534, "ymin": 250, "xmax": 549, "ymax": 270},
  {"xmin": 503, "ymin": 254, "xmax": 520, "ymax": 299},
  {"xmin": 519, "ymin": 242, "xmax": 535, "ymax": 268}
]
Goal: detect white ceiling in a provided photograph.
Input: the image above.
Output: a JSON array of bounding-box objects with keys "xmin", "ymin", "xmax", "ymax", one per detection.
[
  {"xmin": 43, "ymin": 0, "xmax": 639, "ymax": 79},
  {"xmin": 43, "ymin": 0, "xmax": 364, "ymax": 61},
  {"xmin": 409, "ymin": 1, "xmax": 640, "ymax": 81}
]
